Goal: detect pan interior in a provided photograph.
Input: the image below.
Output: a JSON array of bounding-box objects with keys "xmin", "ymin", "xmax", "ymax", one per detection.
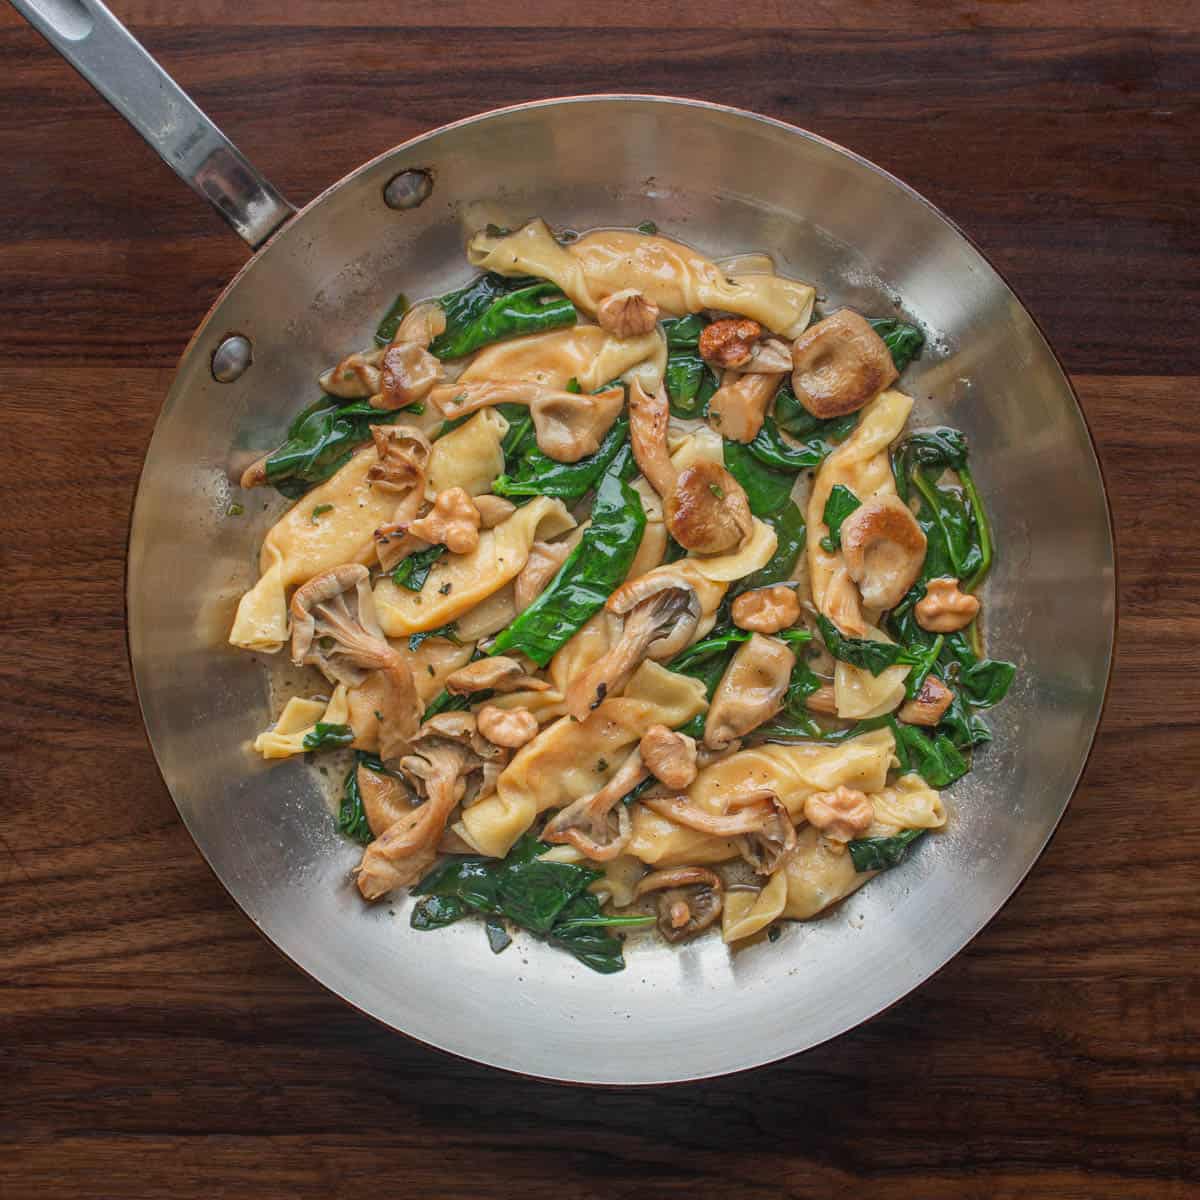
[{"xmin": 127, "ymin": 97, "xmax": 1113, "ymax": 1084}]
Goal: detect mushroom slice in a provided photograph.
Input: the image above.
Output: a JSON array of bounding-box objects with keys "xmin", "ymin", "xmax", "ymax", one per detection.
[
  {"xmin": 739, "ymin": 337, "xmax": 794, "ymax": 374},
  {"xmin": 639, "ymin": 724, "xmax": 698, "ymax": 790},
  {"xmin": 824, "ymin": 565, "xmax": 868, "ymax": 637},
  {"xmin": 565, "ymin": 584, "xmax": 701, "ymax": 721},
  {"xmin": 542, "ymin": 750, "xmax": 647, "ymax": 861},
  {"xmin": 290, "ymin": 564, "xmax": 420, "ymax": 758},
  {"xmin": 376, "ymin": 342, "xmax": 441, "ymax": 410},
  {"xmin": 356, "ymin": 713, "xmax": 497, "ymax": 900},
  {"xmin": 366, "ymin": 424, "xmax": 431, "ymax": 494},
  {"xmin": 634, "ymin": 867, "xmax": 723, "ymax": 943},
  {"xmin": 805, "ymin": 684, "xmax": 839, "ymax": 716},
  {"xmin": 704, "ymin": 633, "xmax": 796, "ymax": 750},
  {"xmin": 391, "ymin": 300, "xmax": 447, "ymax": 349},
  {"xmin": 839, "ymin": 495, "xmax": 928, "ymax": 610},
  {"xmin": 473, "ymin": 494, "xmax": 517, "ymax": 529},
  {"xmin": 707, "ymin": 370, "xmax": 782, "ymax": 443},
  {"xmin": 664, "ymin": 461, "xmax": 754, "ymax": 555},
  {"xmin": 642, "ymin": 791, "xmax": 784, "ymax": 838},
  {"xmin": 320, "ymin": 348, "xmax": 384, "ymax": 399},
  {"xmin": 445, "ymin": 655, "xmax": 550, "ymax": 695},
  {"xmin": 791, "ymin": 309, "xmax": 898, "ymax": 419},
  {"xmin": 898, "ymin": 675, "xmax": 955, "ymax": 726},
  {"xmin": 734, "ymin": 796, "xmax": 797, "ymax": 875},
  {"xmin": 628, "ymin": 378, "xmax": 677, "ymax": 499},
  {"xmin": 597, "ymin": 288, "xmax": 660, "ymax": 339},
  {"xmin": 429, "ymin": 380, "xmax": 625, "ymax": 463},
  {"xmin": 514, "ymin": 538, "xmax": 572, "ymax": 611}
]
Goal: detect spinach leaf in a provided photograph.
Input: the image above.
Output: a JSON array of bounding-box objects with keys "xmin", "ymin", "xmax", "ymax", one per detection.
[
  {"xmin": 668, "ymin": 627, "xmax": 753, "ymax": 740},
  {"xmin": 819, "ymin": 484, "xmax": 862, "ymax": 553},
  {"xmin": 774, "ymin": 380, "xmax": 859, "ymax": 443},
  {"xmin": 373, "ymin": 291, "xmax": 409, "ymax": 346},
  {"xmin": 941, "ymin": 631, "xmax": 1016, "ymax": 708},
  {"xmin": 665, "ymin": 349, "xmax": 719, "ymax": 419},
  {"xmin": 430, "ymin": 274, "xmax": 576, "ymax": 359},
  {"xmin": 636, "ymin": 219, "xmax": 658, "ymax": 236},
  {"xmin": 723, "ymin": 440, "xmax": 795, "ymax": 517},
  {"xmin": 940, "ymin": 686, "xmax": 994, "ymax": 749},
  {"xmin": 493, "ymin": 415, "xmax": 630, "ymax": 502},
  {"xmin": 408, "ymin": 623, "xmax": 460, "ymax": 652},
  {"xmin": 265, "ymin": 398, "xmax": 410, "ymax": 499},
  {"xmin": 746, "ymin": 415, "xmax": 828, "ymax": 472},
  {"xmin": 497, "ymin": 402, "xmax": 537, "ymax": 463},
  {"xmin": 391, "ymin": 544, "xmax": 446, "ymax": 591},
  {"xmin": 903, "ymin": 634, "xmax": 945, "ymax": 701},
  {"xmin": 410, "ymin": 835, "xmax": 641, "ymax": 973},
  {"xmin": 302, "ymin": 722, "xmax": 354, "ymax": 752},
  {"xmin": 489, "ymin": 445, "xmax": 646, "ymax": 666},
  {"xmin": 422, "ymin": 689, "xmax": 477, "ymax": 720},
  {"xmin": 868, "ymin": 317, "xmax": 925, "ymax": 373},
  {"xmin": 662, "ymin": 314, "xmax": 706, "ymax": 347},
  {"xmin": 755, "ymin": 713, "xmax": 895, "ymax": 743},
  {"xmin": 816, "ymin": 614, "xmax": 915, "ymax": 677},
  {"xmin": 848, "ymin": 828, "xmax": 926, "ymax": 872},
  {"xmin": 337, "ymin": 752, "xmax": 381, "ymax": 844},
  {"xmin": 891, "ymin": 721, "xmax": 969, "ymax": 787}
]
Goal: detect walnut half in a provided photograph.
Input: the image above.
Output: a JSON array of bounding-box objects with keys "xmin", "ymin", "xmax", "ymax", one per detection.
[
  {"xmin": 407, "ymin": 487, "xmax": 481, "ymax": 555},
  {"xmin": 731, "ymin": 585, "xmax": 801, "ymax": 634},
  {"xmin": 639, "ymin": 724, "xmax": 698, "ymax": 790},
  {"xmin": 915, "ymin": 577, "xmax": 981, "ymax": 633},
  {"xmin": 802, "ymin": 786, "xmax": 874, "ymax": 843}
]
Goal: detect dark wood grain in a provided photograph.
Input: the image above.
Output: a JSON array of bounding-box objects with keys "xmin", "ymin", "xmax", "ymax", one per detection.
[{"xmin": 1, "ymin": 5, "xmax": 1197, "ymax": 1197}]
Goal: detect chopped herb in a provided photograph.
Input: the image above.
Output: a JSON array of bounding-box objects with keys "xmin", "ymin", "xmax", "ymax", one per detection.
[
  {"xmin": 709, "ymin": 482, "xmax": 725, "ymax": 500},
  {"xmin": 596, "ymin": 759, "xmax": 608, "ymax": 773},
  {"xmin": 484, "ymin": 223, "xmax": 511, "ymax": 238},
  {"xmin": 302, "ymin": 722, "xmax": 354, "ymax": 752},
  {"xmin": 310, "ymin": 503, "xmax": 334, "ymax": 524},
  {"xmin": 408, "ymin": 623, "xmax": 461, "ymax": 651},
  {"xmin": 226, "ymin": 502, "xmax": 244, "ymax": 517},
  {"xmin": 636, "ymin": 220, "xmax": 658, "ymax": 235},
  {"xmin": 438, "ymin": 581, "xmax": 452, "ymax": 595}
]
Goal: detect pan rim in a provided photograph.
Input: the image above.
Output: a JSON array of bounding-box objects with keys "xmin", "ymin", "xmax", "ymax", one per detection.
[{"xmin": 125, "ymin": 93, "xmax": 1117, "ymax": 1085}]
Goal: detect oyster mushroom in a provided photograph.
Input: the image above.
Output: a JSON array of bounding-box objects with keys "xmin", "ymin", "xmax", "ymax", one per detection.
[
  {"xmin": 375, "ymin": 342, "xmax": 441, "ymax": 410},
  {"xmin": 429, "ymin": 380, "xmax": 625, "ymax": 463},
  {"xmin": 839, "ymin": 496, "xmax": 928, "ymax": 610},
  {"xmin": 290, "ymin": 564, "xmax": 420, "ymax": 762},
  {"xmin": 391, "ymin": 300, "xmax": 446, "ymax": 348},
  {"xmin": 823, "ymin": 565, "xmax": 868, "ymax": 636},
  {"xmin": 664, "ymin": 461, "xmax": 754, "ymax": 555},
  {"xmin": 514, "ymin": 539, "xmax": 573, "ymax": 611},
  {"xmin": 445, "ymin": 655, "xmax": 550, "ymax": 695},
  {"xmin": 320, "ymin": 348, "xmax": 383, "ymax": 399},
  {"xmin": 641, "ymin": 792, "xmax": 796, "ymax": 875},
  {"xmin": 634, "ymin": 866, "xmax": 724, "ymax": 943},
  {"xmin": 639, "ymin": 724, "xmax": 698, "ymax": 790},
  {"xmin": 473, "ymin": 494, "xmax": 517, "ymax": 529},
  {"xmin": 707, "ymin": 370, "xmax": 783, "ymax": 443},
  {"xmin": 356, "ymin": 763, "xmax": 410, "ymax": 839},
  {"xmin": 628, "ymin": 378, "xmax": 677, "ymax": 499},
  {"xmin": 790, "ymin": 309, "xmax": 898, "ymax": 419},
  {"xmin": 740, "ymin": 337, "xmax": 794, "ymax": 374},
  {"xmin": 564, "ymin": 578, "xmax": 701, "ymax": 720},
  {"xmin": 597, "ymin": 288, "xmax": 660, "ymax": 338},
  {"xmin": 805, "ymin": 684, "xmax": 839, "ymax": 715},
  {"xmin": 704, "ymin": 633, "xmax": 796, "ymax": 750},
  {"xmin": 542, "ymin": 750, "xmax": 648, "ymax": 861},
  {"xmin": 356, "ymin": 713, "xmax": 501, "ymax": 900},
  {"xmin": 366, "ymin": 424, "xmax": 431, "ymax": 494}
]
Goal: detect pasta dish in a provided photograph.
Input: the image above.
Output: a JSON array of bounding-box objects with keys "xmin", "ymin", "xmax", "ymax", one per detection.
[{"xmin": 229, "ymin": 218, "xmax": 1015, "ymax": 972}]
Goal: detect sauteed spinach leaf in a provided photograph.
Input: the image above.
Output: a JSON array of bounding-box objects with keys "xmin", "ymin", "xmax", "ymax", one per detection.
[
  {"xmin": 868, "ymin": 317, "xmax": 925, "ymax": 373},
  {"xmin": 848, "ymin": 828, "xmax": 926, "ymax": 872},
  {"xmin": 494, "ymin": 415, "xmax": 630, "ymax": 502},
  {"xmin": 430, "ymin": 274, "xmax": 576, "ymax": 359}
]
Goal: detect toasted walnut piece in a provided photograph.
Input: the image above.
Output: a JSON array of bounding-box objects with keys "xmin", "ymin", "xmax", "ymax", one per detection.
[
  {"xmin": 473, "ymin": 494, "xmax": 517, "ymax": 529},
  {"xmin": 898, "ymin": 676, "xmax": 955, "ymax": 726},
  {"xmin": 476, "ymin": 703, "xmax": 539, "ymax": 749},
  {"xmin": 740, "ymin": 337, "xmax": 794, "ymax": 374},
  {"xmin": 704, "ymin": 633, "xmax": 796, "ymax": 750},
  {"xmin": 376, "ymin": 342, "xmax": 441, "ymax": 410},
  {"xmin": 791, "ymin": 309, "xmax": 898, "ymax": 419},
  {"xmin": 640, "ymin": 724, "xmax": 699, "ymax": 790},
  {"xmin": 320, "ymin": 348, "xmax": 384, "ymax": 398},
  {"xmin": 407, "ymin": 487, "xmax": 481, "ymax": 555},
  {"xmin": 699, "ymin": 318, "xmax": 763, "ymax": 368},
  {"xmin": 445, "ymin": 656, "xmax": 549, "ymax": 695},
  {"xmin": 707, "ymin": 370, "xmax": 782, "ymax": 443},
  {"xmin": 915, "ymin": 576, "xmax": 981, "ymax": 633},
  {"xmin": 628, "ymin": 378, "xmax": 677, "ymax": 499},
  {"xmin": 805, "ymin": 684, "xmax": 839, "ymax": 716},
  {"xmin": 803, "ymin": 785, "xmax": 875, "ymax": 843},
  {"xmin": 732, "ymin": 585, "xmax": 801, "ymax": 634},
  {"xmin": 634, "ymin": 867, "xmax": 724, "ymax": 943},
  {"xmin": 665, "ymin": 461, "xmax": 754, "ymax": 555},
  {"xmin": 597, "ymin": 288, "xmax": 660, "ymax": 338},
  {"xmin": 839, "ymin": 496, "xmax": 928, "ymax": 610}
]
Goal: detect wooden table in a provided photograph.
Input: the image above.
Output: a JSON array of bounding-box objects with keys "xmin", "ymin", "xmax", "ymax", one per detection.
[{"xmin": 2, "ymin": 4, "xmax": 1197, "ymax": 1196}]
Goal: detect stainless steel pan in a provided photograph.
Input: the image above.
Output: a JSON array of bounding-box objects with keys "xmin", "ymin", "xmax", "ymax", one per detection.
[{"xmin": 18, "ymin": 0, "xmax": 1115, "ymax": 1084}]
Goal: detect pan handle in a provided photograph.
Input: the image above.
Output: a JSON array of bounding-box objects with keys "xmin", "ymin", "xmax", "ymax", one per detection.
[{"xmin": 11, "ymin": 0, "xmax": 295, "ymax": 249}]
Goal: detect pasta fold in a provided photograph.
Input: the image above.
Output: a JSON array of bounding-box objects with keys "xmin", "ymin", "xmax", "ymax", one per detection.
[
  {"xmin": 782, "ymin": 826, "xmax": 870, "ymax": 919},
  {"xmin": 252, "ymin": 685, "xmax": 350, "ymax": 760},
  {"xmin": 722, "ymin": 871, "xmax": 788, "ymax": 943},
  {"xmin": 426, "ymin": 409, "xmax": 508, "ymax": 497}
]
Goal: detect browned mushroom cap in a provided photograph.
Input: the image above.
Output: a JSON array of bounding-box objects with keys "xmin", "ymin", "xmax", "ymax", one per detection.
[
  {"xmin": 665, "ymin": 461, "xmax": 754, "ymax": 555},
  {"xmin": 320, "ymin": 348, "xmax": 384, "ymax": 398},
  {"xmin": 839, "ymin": 496, "xmax": 927, "ymax": 610},
  {"xmin": 444, "ymin": 655, "xmax": 550, "ymax": 695},
  {"xmin": 628, "ymin": 378, "xmax": 677, "ymax": 499},
  {"xmin": 734, "ymin": 797, "xmax": 797, "ymax": 875},
  {"xmin": 356, "ymin": 713, "xmax": 499, "ymax": 900},
  {"xmin": 366, "ymin": 425, "xmax": 431, "ymax": 494},
  {"xmin": 429, "ymin": 380, "xmax": 624, "ymax": 463},
  {"xmin": 564, "ymin": 582, "xmax": 701, "ymax": 720},
  {"xmin": 542, "ymin": 751, "xmax": 648, "ymax": 861},
  {"xmin": 374, "ymin": 342, "xmax": 441, "ymax": 410},
  {"xmin": 703, "ymin": 633, "xmax": 796, "ymax": 750},
  {"xmin": 707, "ymin": 370, "xmax": 783, "ymax": 443},
  {"xmin": 791, "ymin": 309, "xmax": 898, "ymax": 419},
  {"xmin": 898, "ymin": 675, "xmax": 955, "ymax": 727},
  {"xmin": 634, "ymin": 866, "xmax": 724, "ymax": 943}
]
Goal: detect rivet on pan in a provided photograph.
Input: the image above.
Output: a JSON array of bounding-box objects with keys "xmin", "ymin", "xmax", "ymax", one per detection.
[
  {"xmin": 212, "ymin": 334, "xmax": 252, "ymax": 383},
  {"xmin": 384, "ymin": 169, "xmax": 433, "ymax": 211}
]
